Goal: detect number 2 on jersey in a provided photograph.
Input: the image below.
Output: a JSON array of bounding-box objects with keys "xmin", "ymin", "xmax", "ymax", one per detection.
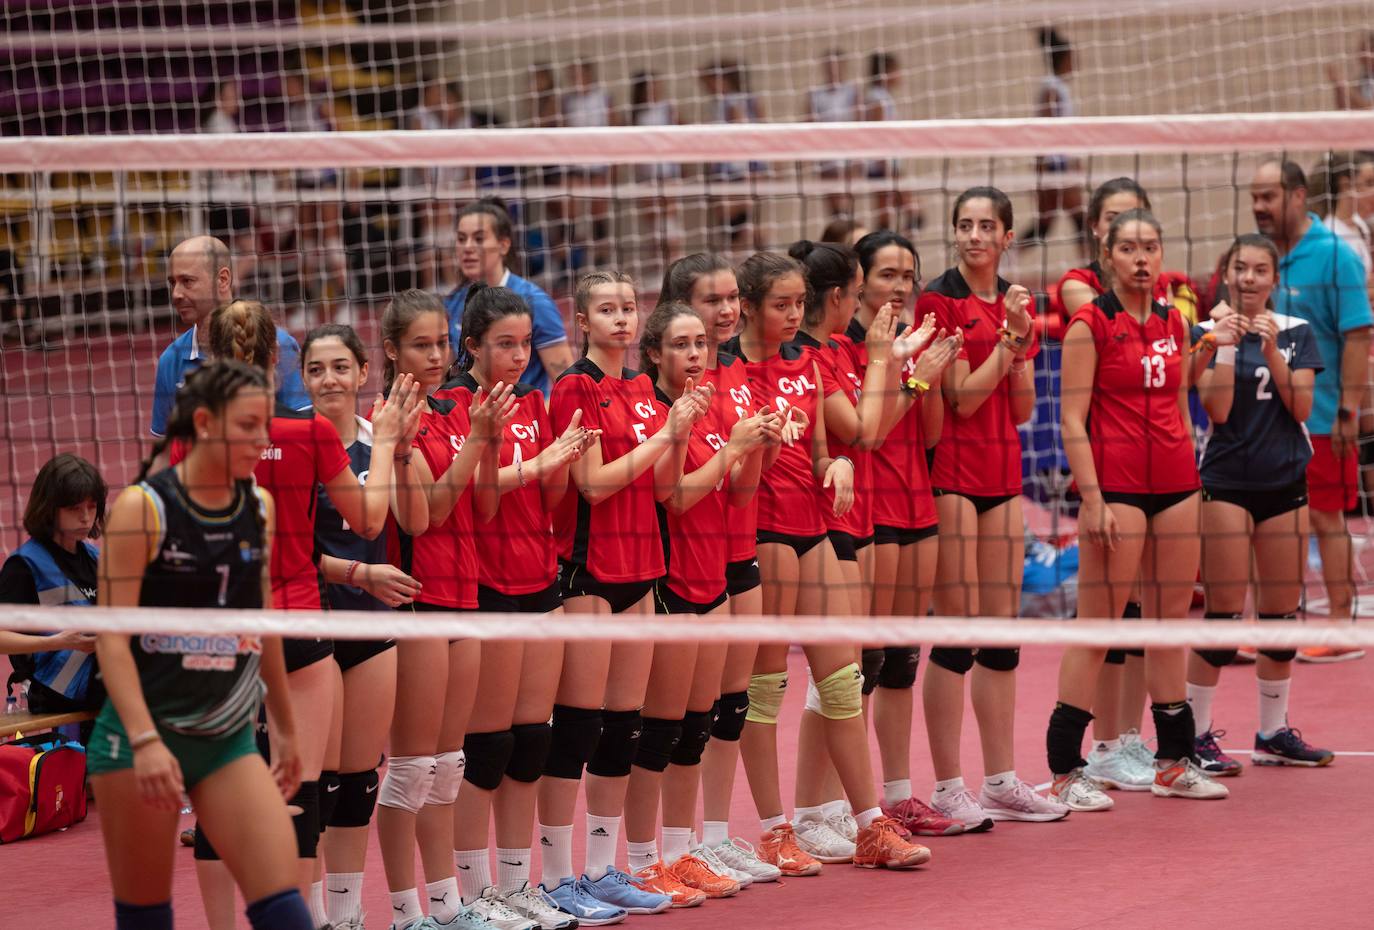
[
  {"xmin": 1140, "ymin": 354, "xmax": 1166, "ymax": 389},
  {"xmin": 1255, "ymin": 366, "xmax": 1273, "ymax": 401}
]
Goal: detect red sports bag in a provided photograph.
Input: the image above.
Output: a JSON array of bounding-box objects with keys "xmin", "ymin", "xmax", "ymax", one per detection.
[{"xmin": 0, "ymin": 740, "xmax": 88, "ymax": 842}]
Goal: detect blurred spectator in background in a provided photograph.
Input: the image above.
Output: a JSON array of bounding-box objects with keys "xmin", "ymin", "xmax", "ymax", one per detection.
[
  {"xmin": 1019, "ymin": 27, "xmax": 1085, "ymax": 251},
  {"xmin": 283, "ymin": 70, "xmax": 347, "ymax": 317},
  {"xmin": 807, "ymin": 48, "xmax": 859, "ymax": 218},
  {"xmin": 630, "ymin": 70, "xmax": 685, "ymax": 263},
  {"xmin": 820, "ymin": 216, "xmax": 869, "ymax": 246},
  {"xmin": 701, "ymin": 59, "xmax": 764, "ymax": 252},
  {"xmin": 864, "ymin": 52, "xmax": 920, "ymax": 232},
  {"xmin": 528, "ymin": 62, "xmax": 569, "ymax": 283},
  {"xmin": 201, "ymin": 79, "xmax": 258, "ymax": 286},
  {"xmin": 562, "ymin": 59, "xmax": 615, "ymax": 268},
  {"xmin": 411, "ymin": 79, "xmax": 475, "ymax": 289},
  {"xmin": 1327, "ymin": 33, "xmax": 1374, "ymax": 110},
  {"xmin": 1309, "ymin": 151, "xmax": 1374, "ymax": 283}
]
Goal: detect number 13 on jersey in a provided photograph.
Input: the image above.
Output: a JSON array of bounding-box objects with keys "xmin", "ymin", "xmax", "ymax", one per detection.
[{"xmin": 1140, "ymin": 354, "xmax": 1167, "ymax": 388}]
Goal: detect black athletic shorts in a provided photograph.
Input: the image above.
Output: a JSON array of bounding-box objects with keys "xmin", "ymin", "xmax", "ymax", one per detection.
[
  {"xmin": 725, "ymin": 558, "xmax": 761, "ymax": 597},
  {"xmin": 333, "ymin": 639, "xmax": 395, "ymax": 673},
  {"xmin": 1101, "ymin": 489, "xmax": 1199, "ymax": 519},
  {"xmin": 933, "ymin": 489, "xmax": 1018, "ymax": 516},
  {"xmin": 827, "ymin": 530, "xmax": 875, "ymax": 562},
  {"xmin": 756, "ymin": 529, "xmax": 826, "ymax": 557},
  {"xmin": 873, "ymin": 523, "xmax": 939, "ymax": 546},
  {"xmin": 1203, "ymin": 480, "xmax": 1308, "ymax": 525},
  {"xmin": 283, "ymin": 637, "xmax": 334, "ymax": 673},
  {"xmin": 558, "ymin": 560, "xmax": 655, "ymax": 614},
  {"xmin": 478, "ymin": 581, "xmax": 563, "ymax": 614},
  {"xmin": 654, "ymin": 579, "xmax": 728, "ymax": 615}
]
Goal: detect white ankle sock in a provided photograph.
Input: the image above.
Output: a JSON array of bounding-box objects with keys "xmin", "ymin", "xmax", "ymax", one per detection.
[
  {"xmin": 1093, "ymin": 736, "xmax": 1122, "ymax": 754},
  {"xmin": 662, "ymin": 826, "xmax": 693, "ymax": 863},
  {"xmin": 702, "ymin": 820, "xmax": 730, "ymax": 847},
  {"xmin": 1186, "ymin": 682, "xmax": 1217, "ymax": 735},
  {"xmin": 308, "ymin": 881, "xmax": 328, "ymax": 928},
  {"xmin": 882, "ymin": 778, "xmax": 912, "ymax": 805},
  {"xmin": 760, "ymin": 814, "xmax": 787, "ymax": 832},
  {"xmin": 325, "ymin": 872, "xmax": 364, "ymax": 925},
  {"xmin": 932, "ymin": 776, "xmax": 964, "ymax": 796},
  {"xmin": 821, "ymin": 798, "xmax": 846, "ymax": 819},
  {"xmin": 454, "ymin": 847, "xmax": 491, "ymax": 904},
  {"xmin": 389, "ymin": 888, "xmax": 423, "ymax": 929},
  {"xmin": 496, "ymin": 847, "xmax": 531, "ymax": 895},
  {"xmin": 983, "ymin": 770, "xmax": 1016, "ymax": 792},
  {"xmin": 1257, "ymin": 677, "xmax": 1291, "ymax": 738},
  {"xmin": 584, "ymin": 814, "xmax": 622, "ymax": 881},
  {"xmin": 426, "ymin": 877, "xmax": 462, "ymax": 923},
  {"xmin": 854, "ymin": 806, "xmax": 882, "ymax": 829},
  {"xmin": 538, "ymin": 822, "xmax": 574, "ymax": 888},
  {"xmin": 626, "ymin": 839, "xmax": 658, "ymax": 873},
  {"xmin": 794, "ymin": 803, "xmax": 824, "ymax": 823}
]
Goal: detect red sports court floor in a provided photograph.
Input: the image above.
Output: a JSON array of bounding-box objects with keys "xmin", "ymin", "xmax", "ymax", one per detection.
[{"xmin": 3, "ymin": 646, "xmax": 1370, "ymax": 930}]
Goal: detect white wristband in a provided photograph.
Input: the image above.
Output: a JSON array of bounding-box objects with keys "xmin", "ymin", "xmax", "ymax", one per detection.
[{"xmin": 1216, "ymin": 346, "xmax": 1237, "ymax": 365}]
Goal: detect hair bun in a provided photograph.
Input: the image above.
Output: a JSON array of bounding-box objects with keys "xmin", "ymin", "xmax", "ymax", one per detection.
[{"xmin": 788, "ymin": 239, "xmax": 818, "ymax": 261}]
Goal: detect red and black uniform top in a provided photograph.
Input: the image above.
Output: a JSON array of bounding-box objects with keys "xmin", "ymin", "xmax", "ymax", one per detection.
[
  {"xmin": 549, "ymin": 357, "xmax": 668, "ymax": 583},
  {"xmin": 1068, "ymin": 291, "xmax": 1200, "ymax": 495},
  {"xmin": 922, "ymin": 267, "xmax": 1038, "ymax": 497},
  {"xmin": 439, "ymin": 372, "xmax": 557, "ymax": 596},
  {"xmin": 701, "ymin": 351, "xmax": 760, "ymax": 565},
  {"xmin": 846, "ymin": 316, "xmax": 938, "ymax": 532},
  {"xmin": 724, "ymin": 335, "xmax": 828, "ymax": 538},
  {"xmin": 392, "ymin": 394, "xmax": 480, "ymax": 609},
  {"xmin": 794, "ymin": 330, "xmax": 873, "ymax": 538},
  {"xmin": 654, "ymin": 385, "xmax": 731, "ymax": 604}
]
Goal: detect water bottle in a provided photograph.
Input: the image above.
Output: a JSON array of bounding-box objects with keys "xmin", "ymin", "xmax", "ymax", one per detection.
[
  {"xmin": 4, "ymin": 695, "xmax": 17, "ymax": 716},
  {"xmin": 15, "ymin": 684, "xmax": 28, "ymax": 714}
]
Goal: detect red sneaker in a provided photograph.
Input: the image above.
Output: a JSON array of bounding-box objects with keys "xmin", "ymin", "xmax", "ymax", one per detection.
[
  {"xmin": 854, "ymin": 816, "xmax": 931, "ymax": 870},
  {"xmin": 882, "ymin": 796, "xmax": 967, "ymax": 836}
]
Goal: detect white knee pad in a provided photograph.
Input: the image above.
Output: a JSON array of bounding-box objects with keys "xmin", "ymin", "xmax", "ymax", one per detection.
[
  {"xmin": 803, "ymin": 667, "xmax": 823, "ymax": 715},
  {"xmin": 378, "ymin": 755, "xmax": 437, "ymax": 814},
  {"xmin": 426, "ymin": 750, "xmax": 466, "ymax": 806}
]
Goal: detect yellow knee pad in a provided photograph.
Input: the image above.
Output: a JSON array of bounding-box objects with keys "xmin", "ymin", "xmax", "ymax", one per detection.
[
  {"xmin": 815, "ymin": 663, "xmax": 863, "ymax": 721},
  {"xmin": 745, "ymin": 671, "xmax": 788, "ymax": 724}
]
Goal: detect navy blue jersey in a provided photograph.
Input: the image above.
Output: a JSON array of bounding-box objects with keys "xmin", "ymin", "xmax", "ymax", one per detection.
[
  {"xmin": 1195, "ymin": 313, "xmax": 1324, "ymax": 490},
  {"xmin": 314, "ymin": 417, "xmax": 389, "ymax": 612}
]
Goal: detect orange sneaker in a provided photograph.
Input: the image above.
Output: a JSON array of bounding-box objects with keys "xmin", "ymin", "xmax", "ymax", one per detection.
[
  {"xmin": 669, "ymin": 853, "xmax": 740, "ymax": 898},
  {"xmin": 1298, "ymin": 646, "xmax": 1365, "ymax": 663},
  {"xmin": 758, "ymin": 822, "xmax": 823, "ymax": 876},
  {"xmin": 632, "ymin": 861, "xmax": 708, "ymax": 908},
  {"xmin": 854, "ymin": 815, "xmax": 932, "ymax": 870}
]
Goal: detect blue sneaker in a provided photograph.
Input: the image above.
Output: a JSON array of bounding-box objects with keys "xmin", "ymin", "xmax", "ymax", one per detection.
[
  {"xmin": 584, "ymin": 868, "xmax": 672, "ymax": 915},
  {"xmin": 1194, "ymin": 729, "xmax": 1242, "ymax": 777},
  {"xmin": 1253, "ymin": 727, "xmax": 1335, "ymax": 767},
  {"xmin": 541, "ymin": 876, "xmax": 624, "ymax": 927}
]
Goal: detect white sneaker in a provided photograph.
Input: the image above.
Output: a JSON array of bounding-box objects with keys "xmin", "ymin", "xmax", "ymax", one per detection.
[
  {"xmin": 1049, "ymin": 768, "xmax": 1114, "ymax": 812},
  {"xmin": 504, "ymin": 882, "xmax": 578, "ymax": 930},
  {"xmin": 1085, "ymin": 741, "xmax": 1156, "ymax": 791},
  {"xmin": 712, "ymin": 837, "xmax": 782, "ymax": 883},
  {"xmin": 793, "ymin": 814, "xmax": 856, "ymax": 863},
  {"xmin": 467, "ymin": 887, "xmax": 537, "ymax": 930},
  {"xmin": 1121, "ymin": 729, "xmax": 1157, "ymax": 770},
  {"xmin": 978, "ymin": 776, "xmax": 1070, "ymax": 822},
  {"xmin": 690, "ymin": 841, "xmax": 753, "ymax": 888},
  {"xmin": 824, "ymin": 803, "xmax": 858, "ymax": 843},
  {"xmin": 929, "ymin": 787, "xmax": 995, "ymax": 832},
  {"xmin": 1152, "ymin": 758, "xmax": 1230, "ymax": 800}
]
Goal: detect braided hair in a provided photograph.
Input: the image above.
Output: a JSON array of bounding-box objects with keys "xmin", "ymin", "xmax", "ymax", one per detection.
[{"xmin": 209, "ymin": 298, "xmax": 277, "ymax": 373}]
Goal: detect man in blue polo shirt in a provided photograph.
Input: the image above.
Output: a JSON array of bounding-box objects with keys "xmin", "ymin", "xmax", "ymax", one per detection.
[
  {"xmin": 150, "ymin": 236, "xmax": 310, "ymax": 437},
  {"xmin": 1252, "ymin": 159, "xmax": 1371, "ymax": 656}
]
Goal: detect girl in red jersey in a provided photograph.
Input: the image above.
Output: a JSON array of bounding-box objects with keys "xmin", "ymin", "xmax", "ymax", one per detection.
[
  {"xmin": 538, "ymin": 271, "xmax": 711, "ymax": 918},
  {"xmin": 373, "ymin": 289, "xmax": 515, "ymax": 930},
  {"xmin": 1045, "ymin": 209, "xmax": 1228, "ymax": 811},
  {"xmin": 727, "ymin": 251, "xmax": 930, "ymax": 874},
  {"xmin": 440, "ymin": 284, "xmax": 594, "ymax": 929},
  {"xmin": 920, "ymin": 187, "xmax": 1069, "ymax": 827},
  {"xmin": 656, "ymin": 254, "xmax": 786, "ymax": 883},
  {"xmin": 202, "ymin": 299, "xmax": 415, "ymax": 927},
  {"xmin": 622, "ymin": 300, "xmax": 780, "ymax": 902},
  {"xmin": 845, "ymin": 231, "xmax": 963, "ymax": 838}
]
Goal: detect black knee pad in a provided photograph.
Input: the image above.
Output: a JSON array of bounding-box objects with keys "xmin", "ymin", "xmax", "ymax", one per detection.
[
  {"xmin": 1104, "ymin": 649, "xmax": 1127, "ymax": 665},
  {"xmin": 1122, "ymin": 601, "xmax": 1143, "ymax": 620},
  {"xmin": 507, "ymin": 722, "xmax": 553, "ymax": 784},
  {"xmin": 331, "ymin": 769, "xmax": 380, "ymax": 828},
  {"xmin": 861, "ymin": 648, "xmax": 886, "ymax": 695},
  {"xmin": 587, "ymin": 709, "xmax": 643, "ymax": 778},
  {"xmin": 878, "ymin": 645, "xmax": 919, "ymax": 689},
  {"xmin": 631, "ymin": 716, "xmax": 681, "ymax": 774},
  {"xmin": 1197, "ymin": 611, "xmax": 1242, "ymax": 668},
  {"xmin": 975, "ymin": 647, "xmax": 1020, "ymax": 672},
  {"xmin": 711, "ymin": 690, "xmax": 748, "ymax": 742},
  {"xmin": 318, "ymin": 770, "xmax": 341, "ymax": 830},
  {"xmin": 1258, "ymin": 612, "xmax": 1298, "ymax": 662},
  {"xmin": 670, "ymin": 710, "xmax": 713, "ymax": 767},
  {"xmin": 930, "ymin": 646, "xmax": 975, "ymax": 675},
  {"xmin": 1124, "ymin": 648, "xmax": 1145, "ymax": 658},
  {"xmin": 289, "ymin": 780, "xmax": 321, "ymax": 859},
  {"xmin": 544, "ymin": 705, "xmax": 603, "ymax": 780},
  {"xmin": 463, "ymin": 729, "xmax": 517, "ymax": 791},
  {"xmin": 193, "ymin": 821, "xmax": 220, "ymax": 861}
]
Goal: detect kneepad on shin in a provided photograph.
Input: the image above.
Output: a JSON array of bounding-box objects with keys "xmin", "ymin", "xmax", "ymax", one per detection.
[
  {"xmin": 378, "ymin": 755, "xmax": 438, "ymax": 814},
  {"xmin": 746, "ymin": 672, "xmax": 788, "ymax": 725},
  {"xmin": 975, "ymin": 647, "xmax": 1020, "ymax": 672},
  {"xmin": 632, "ymin": 716, "xmax": 682, "ymax": 773},
  {"xmin": 288, "ymin": 780, "xmax": 321, "ymax": 859},
  {"xmin": 877, "ymin": 645, "xmax": 919, "ymax": 689},
  {"xmin": 463, "ymin": 730, "xmax": 516, "ymax": 791},
  {"xmin": 544, "ymin": 705, "xmax": 603, "ymax": 780},
  {"xmin": 506, "ymin": 722, "xmax": 553, "ymax": 784},
  {"xmin": 670, "ymin": 710, "xmax": 713, "ymax": 767},
  {"xmin": 929, "ymin": 646, "xmax": 975, "ymax": 675},
  {"xmin": 1195, "ymin": 611, "xmax": 1243, "ymax": 668},
  {"xmin": 427, "ymin": 750, "xmax": 465, "ymax": 805},
  {"xmin": 861, "ymin": 648, "xmax": 886, "ymax": 695},
  {"xmin": 815, "ymin": 663, "xmax": 863, "ymax": 721},
  {"xmin": 710, "ymin": 690, "xmax": 749, "ymax": 741},
  {"xmin": 587, "ymin": 709, "xmax": 643, "ymax": 778},
  {"xmin": 330, "ymin": 769, "xmax": 380, "ymax": 828},
  {"xmin": 1258, "ymin": 611, "xmax": 1298, "ymax": 662}
]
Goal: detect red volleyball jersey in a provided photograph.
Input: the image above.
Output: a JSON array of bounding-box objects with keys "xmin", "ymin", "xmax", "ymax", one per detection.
[
  {"xmin": 923, "ymin": 268, "xmax": 1038, "ymax": 497},
  {"xmin": 702, "ymin": 351, "xmax": 760, "ymax": 564},
  {"xmin": 549, "ymin": 358, "xmax": 668, "ymax": 583},
  {"xmin": 1069, "ymin": 292, "xmax": 1200, "ymax": 495},
  {"xmin": 438, "ymin": 374, "xmax": 557, "ymax": 596},
  {"xmin": 656, "ymin": 386, "xmax": 730, "ymax": 604},
  {"xmin": 797, "ymin": 331, "xmax": 873, "ymax": 538},
  {"xmin": 396, "ymin": 396, "xmax": 480, "ymax": 609},
  {"xmin": 166, "ymin": 405, "xmax": 351, "ymax": 610},
  {"xmin": 847, "ymin": 316, "xmax": 938, "ymax": 531},
  {"xmin": 725, "ymin": 336, "xmax": 828, "ymax": 538}
]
